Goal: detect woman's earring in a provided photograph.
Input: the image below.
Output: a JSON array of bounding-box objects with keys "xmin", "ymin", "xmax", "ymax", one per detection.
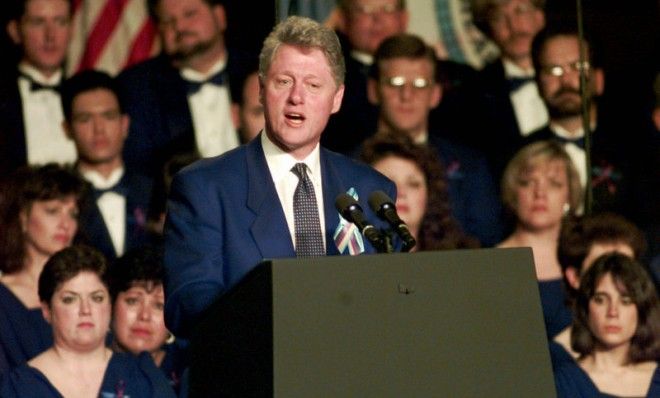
[
  {"xmin": 563, "ymin": 203, "xmax": 570, "ymax": 216},
  {"xmin": 166, "ymin": 331, "xmax": 176, "ymax": 345}
]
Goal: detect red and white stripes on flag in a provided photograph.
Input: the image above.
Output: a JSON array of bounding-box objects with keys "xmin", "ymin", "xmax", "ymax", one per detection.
[{"xmin": 67, "ymin": 0, "xmax": 160, "ymax": 77}]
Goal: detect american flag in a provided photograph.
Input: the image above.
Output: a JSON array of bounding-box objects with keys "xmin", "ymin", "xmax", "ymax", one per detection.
[{"xmin": 67, "ymin": 0, "xmax": 159, "ymax": 77}]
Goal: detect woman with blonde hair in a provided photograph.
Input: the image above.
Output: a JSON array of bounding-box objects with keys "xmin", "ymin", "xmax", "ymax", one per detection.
[{"xmin": 497, "ymin": 140, "xmax": 582, "ymax": 338}]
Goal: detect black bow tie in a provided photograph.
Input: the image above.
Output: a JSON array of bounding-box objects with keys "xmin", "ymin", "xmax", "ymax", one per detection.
[
  {"xmin": 92, "ymin": 180, "xmax": 127, "ymax": 199},
  {"xmin": 20, "ymin": 74, "xmax": 61, "ymax": 92},
  {"xmin": 553, "ymin": 134, "xmax": 585, "ymax": 149},
  {"xmin": 506, "ymin": 76, "xmax": 535, "ymax": 93},
  {"xmin": 185, "ymin": 69, "xmax": 227, "ymax": 95}
]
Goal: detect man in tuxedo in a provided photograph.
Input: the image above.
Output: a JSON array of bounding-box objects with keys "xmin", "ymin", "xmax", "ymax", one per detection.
[
  {"xmin": 524, "ymin": 26, "xmax": 638, "ymax": 218},
  {"xmin": 117, "ymin": 0, "xmax": 252, "ymax": 179},
  {"xmin": 163, "ymin": 16, "xmax": 398, "ymax": 337},
  {"xmin": 321, "ymin": 0, "xmax": 409, "ymax": 154},
  {"xmin": 367, "ymin": 33, "xmax": 504, "ymax": 246},
  {"xmin": 0, "ymin": 0, "xmax": 76, "ymax": 176},
  {"xmin": 470, "ymin": 0, "xmax": 548, "ymax": 180},
  {"xmin": 61, "ymin": 70, "xmax": 154, "ymax": 260}
]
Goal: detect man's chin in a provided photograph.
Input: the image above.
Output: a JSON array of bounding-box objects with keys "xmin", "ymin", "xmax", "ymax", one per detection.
[{"xmin": 548, "ymin": 108, "xmax": 582, "ymax": 119}]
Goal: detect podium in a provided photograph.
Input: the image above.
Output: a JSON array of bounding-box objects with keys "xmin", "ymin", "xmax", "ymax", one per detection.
[{"xmin": 188, "ymin": 248, "xmax": 556, "ymax": 397}]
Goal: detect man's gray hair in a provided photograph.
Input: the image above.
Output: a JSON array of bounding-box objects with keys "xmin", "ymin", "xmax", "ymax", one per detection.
[{"xmin": 259, "ymin": 16, "xmax": 345, "ymax": 86}]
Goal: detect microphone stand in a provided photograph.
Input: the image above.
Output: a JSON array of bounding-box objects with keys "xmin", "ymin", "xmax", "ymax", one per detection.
[
  {"xmin": 367, "ymin": 228, "xmax": 394, "ymax": 254},
  {"xmin": 576, "ymin": 0, "xmax": 593, "ymax": 215}
]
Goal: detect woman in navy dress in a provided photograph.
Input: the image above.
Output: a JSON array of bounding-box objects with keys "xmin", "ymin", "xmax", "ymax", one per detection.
[
  {"xmin": 551, "ymin": 213, "xmax": 648, "ymax": 370},
  {"xmin": 554, "ymin": 253, "xmax": 660, "ymax": 397},
  {"xmin": 0, "ymin": 164, "xmax": 85, "ymax": 375},
  {"xmin": 360, "ymin": 132, "xmax": 479, "ymax": 251},
  {"xmin": 496, "ymin": 141, "xmax": 583, "ymax": 339},
  {"xmin": 109, "ymin": 246, "xmax": 187, "ymax": 391},
  {"xmin": 0, "ymin": 245, "xmax": 176, "ymax": 397}
]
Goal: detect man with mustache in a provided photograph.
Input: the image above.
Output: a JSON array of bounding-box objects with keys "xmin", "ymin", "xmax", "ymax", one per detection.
[
  {"xmin": 117, "ymin": 0, "xmax": 254, "ymax": 180},
  {"xmin": 469, "ymin": 0, "xmax": 548, "ymax": 182},
  {"xmin": 524, "ymin": 25, "xmax": 638, "ymax": 218}
]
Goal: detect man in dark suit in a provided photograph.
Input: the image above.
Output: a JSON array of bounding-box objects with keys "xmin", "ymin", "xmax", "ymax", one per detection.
[
  {"xmin": 322, "ymin": 0, "xmax": 479, "ymax": 156},
  {"xmin": 117, "ymin": 0, "xmax": 252, "ymax": 179},
  {"xmin": 0, "ymin": 0, "xmax": 76, "ymax": 176},
  {"xmin": 320, "ymin": 0, "xmax": 409, "ymax": 154},
  {"xmin": 470, "ymin": 0, "xmax": 548, "ymax": 180},
  {"xmin": 366, "ymin": 33, "xmax": 504, "ymax": 246},
  {"xmin": 61, "ymin": 70, "xmax": 154, "ymax": 260},
  {"xmin": 164, "ymin": 16, "xmax": 398, "ymax": 337},
  {"xmin": 524, "ymin": 26, "xmax": 642, "ymax": 220}
]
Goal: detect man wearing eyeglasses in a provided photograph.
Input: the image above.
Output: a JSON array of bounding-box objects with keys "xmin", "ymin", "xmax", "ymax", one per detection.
[
  {"xmin": 470, "ymin": 0, "xmax": 548, "ymax": 183},
  {"xmin": 367, "ymin": 33, "xmax": 504, "ymax": 246},
  {"xmin": 524, "ymin": 25, "xmax": 638, "ymax": 217}
]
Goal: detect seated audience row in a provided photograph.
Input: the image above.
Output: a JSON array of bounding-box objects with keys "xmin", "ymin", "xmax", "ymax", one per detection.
[{"xmin": 0, "ymin": 245, "xmax": 176, "ymax": 397}]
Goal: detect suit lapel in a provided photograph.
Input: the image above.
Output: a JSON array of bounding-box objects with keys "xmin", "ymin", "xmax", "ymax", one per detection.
[
  {"xmin": 152, "ymin": 57, "xmax": 195, "ymax": 148},
  {"xmin": 320, "ymin": 149, "xmax": 347, "ymax": 256},
  {"xmin": 245, "ymin": 137, "xmax": 296, "ymax": 259},
  {"xmin": 0, "ymin": 72, "xmax": 28, "ymax": 169}
]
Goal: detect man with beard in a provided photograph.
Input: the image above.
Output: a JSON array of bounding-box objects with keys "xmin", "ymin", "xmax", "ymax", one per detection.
[
  {"xmin": 469, "ymin": 0, "xmax": 548, "ymax": 182},
  {"xmin": 524, "ymin": 25, "xmax": 637, "ymax": 217},
  {"xmin": 117, "ymin": 0, "xmax": 254, "ymax": 179}
]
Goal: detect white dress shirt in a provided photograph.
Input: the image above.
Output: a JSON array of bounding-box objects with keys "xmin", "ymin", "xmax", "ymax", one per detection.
[
  {"xmin": 549, "ymin": 123, "xmax": 588, "ymax": 189},
  {"xmin": 82, "ymin": 167, "xmax": 126, "ymax": 256},
  {"xmin": 18, "ymin": 63, "xmax": 77, "ymax": 165},
  {"xmin": 261, "ymin": 132, "xmax": 326, "ymax": 251},
  {"xmin": 181, "ymin": 57, "xmax": 239, "ymax": 158},
  {"xmin": 503, "ymin": 59, "xmax": 549, "ymax": 136}
]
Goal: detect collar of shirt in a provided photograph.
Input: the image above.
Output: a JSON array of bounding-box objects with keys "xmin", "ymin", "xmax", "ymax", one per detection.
[
  {"xmin": 549, "ymin": 121, "xmax": 596, "ymax": 140},
  {"xmin": 502, "ymin": 58, "xmax": 535, "ymax": 79},
  {"xmin": 82, "ymin": 166, "xmax": 125, "ymax": 190},
  {"xmin": 18, "ymin": 62, "xmax": 62, "ymax": 86},
  {"xmin": 262, "ymin": 130, "xmax": 321, "ymax": 183},
  {"xmin": 413, "ymin": 130, "xmax": 428, "ymax": 144},
  {"xmin": 351, "ymin": 50, "xmax": 373, "ymax": 66},
  {"xmin": 180, "ymin": 56, "xmax": 227, "ymax": 83}
]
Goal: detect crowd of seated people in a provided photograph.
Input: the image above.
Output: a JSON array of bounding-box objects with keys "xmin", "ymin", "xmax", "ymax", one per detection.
[{"xmin": 0, "ymin": 0, "xmax": 657, "ymax": 396}]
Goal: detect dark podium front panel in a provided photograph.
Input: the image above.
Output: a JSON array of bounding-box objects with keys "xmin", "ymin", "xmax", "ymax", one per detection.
[{"xmin": 189, "ymin": 248, "xmax": 556, "ymax": 397}]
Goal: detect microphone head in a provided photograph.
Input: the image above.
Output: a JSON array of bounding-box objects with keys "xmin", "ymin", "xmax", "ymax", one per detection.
[
  {"xmin": 368, "ymin": 190, "xmax": 395, "ymax": 215},
  {"xmin": 335, "ymin": 193, "xmax": 362, "ymax": 221}
]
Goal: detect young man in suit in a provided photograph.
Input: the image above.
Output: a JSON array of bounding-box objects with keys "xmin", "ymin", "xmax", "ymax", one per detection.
[
  {"xmin": 61, "ymin": 70, "xmax": 154, "ymax": 260},
  {"xmin": 0, "ymin": 0, "xmax": 76, "ymax": 175},
  {"xmin": 163, "ymin": 16, "xmax": 398, "ymax": 337},
  {"xmin": 367, "ymin": 33, "xmax": 504, "ymax": 246},
  {"xmin": 117, "ymin": 0, "xmax": 252, "ymax": 179}
]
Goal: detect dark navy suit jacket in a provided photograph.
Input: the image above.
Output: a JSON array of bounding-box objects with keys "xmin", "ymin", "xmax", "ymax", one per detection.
[
  {"xmin": 117, "ymin": 52, "xmax": 252, "ymax": 178},
  {"xmin": 77, "ymin": 171, "xmax": 154, "ymax": 260},
  {"xmin": 163, "ymin": 135, "xmax": 397, "ymax": 336},
  {"xmin": 428, "ymin": 135, "xmax": 504, "ymax": 246},
  {"xmin": 474, "ymin": 60, "xmax": 529, "ymax": 181},
  {"xmin": 0, "ymin": 70, "xmax": 29, "ymax": 176}
]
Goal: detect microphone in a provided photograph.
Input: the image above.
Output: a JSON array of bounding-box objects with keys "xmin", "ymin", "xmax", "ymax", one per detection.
[
  {"xmin": 334, "ymin": 193, "xmax": 383, "ymax": 249},
  {"xmin": 368, "ymin": 191, "xmax": 416, "ymax": 252}
]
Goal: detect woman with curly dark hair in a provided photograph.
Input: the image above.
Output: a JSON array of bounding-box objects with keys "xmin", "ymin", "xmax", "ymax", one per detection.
[
  {"xmin": 360, "ymin": 132, "xmax": 478, "ymax": 250},
  {"xmin": 0, "ymin": 164, "xmax": 86, "ymax": 375},
  {"xmin": 554, "ymin": 253, "xmax": 660, "ymax": 397}
]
